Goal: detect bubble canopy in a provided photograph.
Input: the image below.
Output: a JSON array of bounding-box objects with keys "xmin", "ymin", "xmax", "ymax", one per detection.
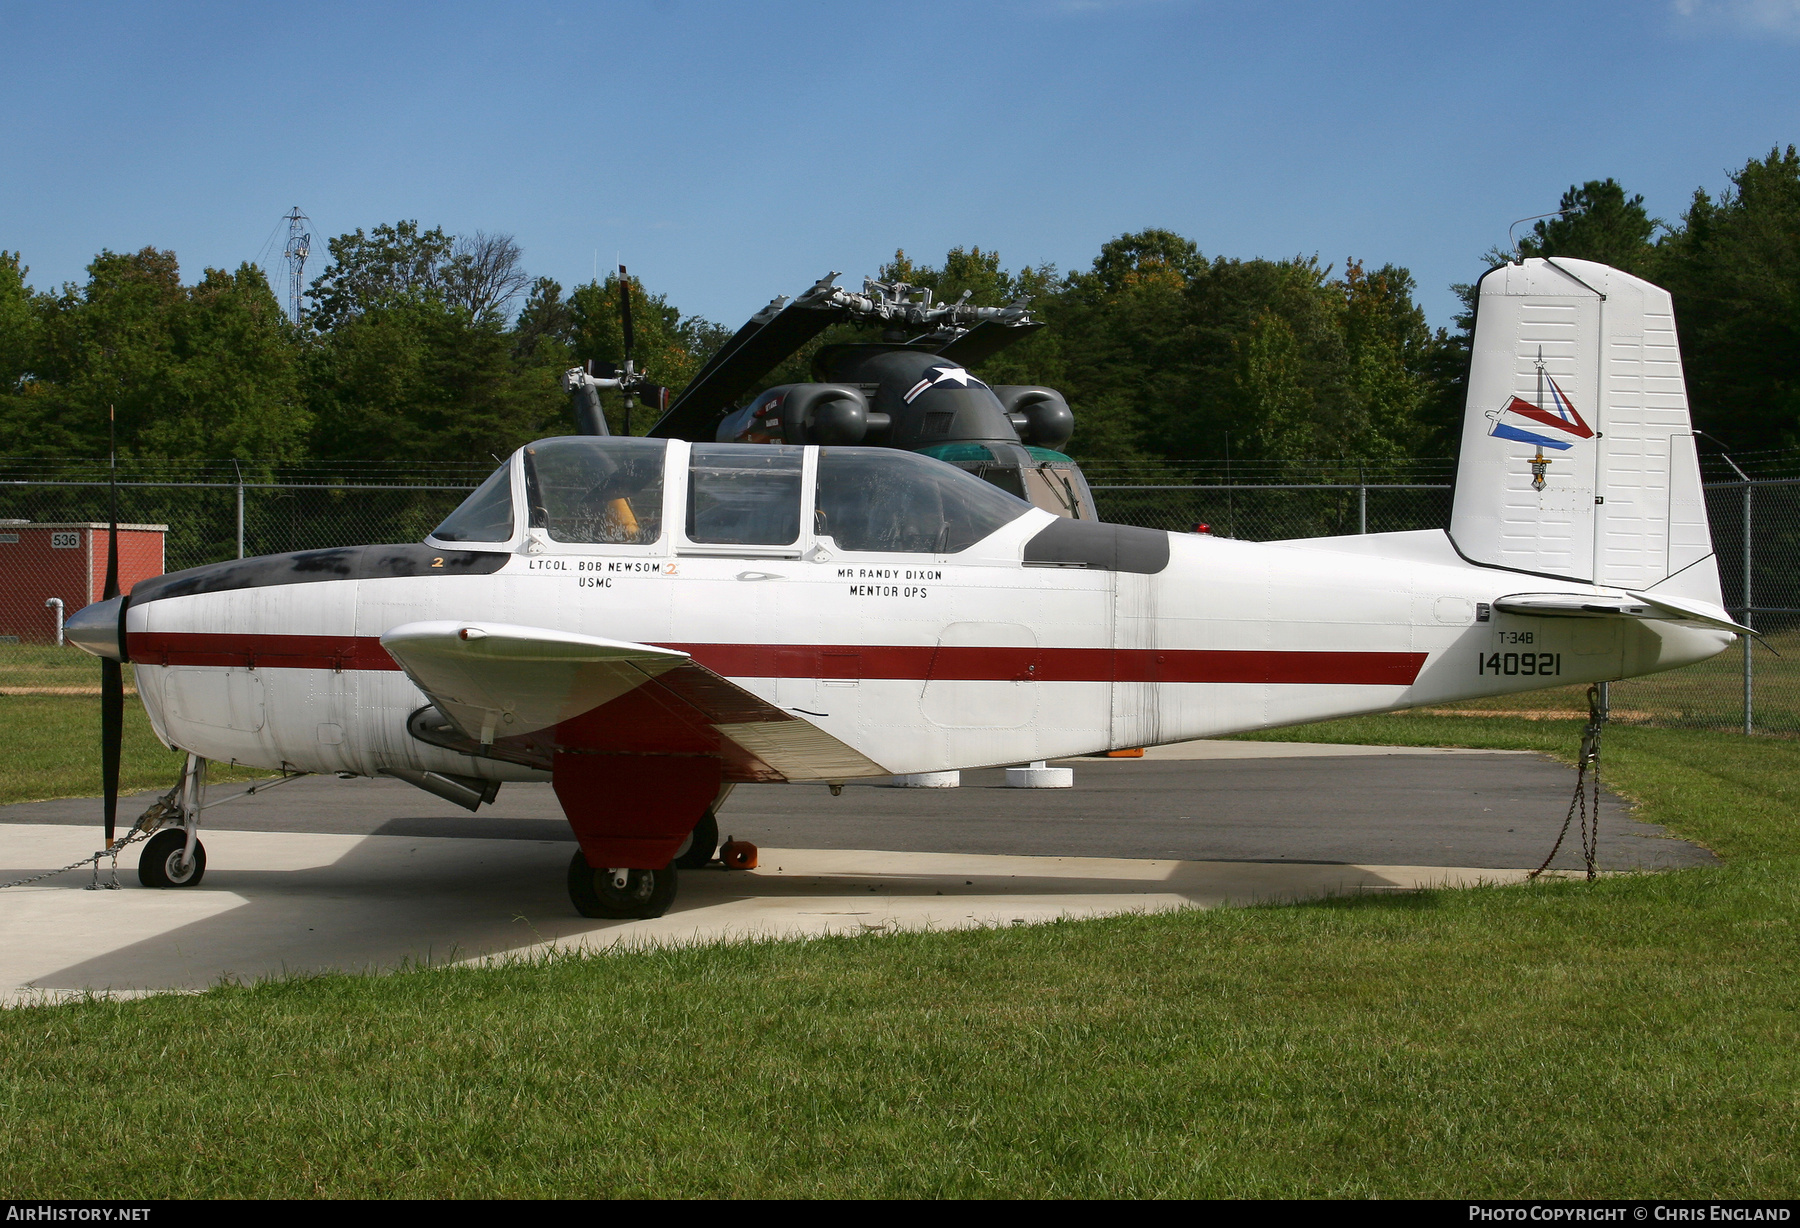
[{"xmin": 430, "ymin": 438, "xmax": 1034, "ymax": 554}]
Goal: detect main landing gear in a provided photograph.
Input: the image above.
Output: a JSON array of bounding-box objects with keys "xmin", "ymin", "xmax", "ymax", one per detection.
[
  {"xmin": 673, "ymin": 808, "xmax": 719, "ymax": 870},
  {"xmin": 140, "ymin": 752, "xmax": 207, "ymax": 890},
  {"xmin": 564, "ymin": 808, "xmax": 721, "ymax": 919},
  {"xmin": 566, "ymin": 853, "xmax": 679, "ymax": 919}
]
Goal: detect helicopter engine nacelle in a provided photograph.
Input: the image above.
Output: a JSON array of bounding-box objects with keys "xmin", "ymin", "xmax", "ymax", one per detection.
[
  {"xmin": 717, "ymin": 384, "xmax": 892, "ymax": 446},
  {"xmin": 782, "ymin": 383, "xmax": 886, "ymax": 446},
  {"xmin": 993, "ymin": 386, "xmax": 1075, "ymax": 452}
]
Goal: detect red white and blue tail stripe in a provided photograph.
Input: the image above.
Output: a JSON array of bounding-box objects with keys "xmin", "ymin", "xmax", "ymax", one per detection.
[{"xmin": 1486, "ymin": 377, "xmax": 1594, "ymax": 451}]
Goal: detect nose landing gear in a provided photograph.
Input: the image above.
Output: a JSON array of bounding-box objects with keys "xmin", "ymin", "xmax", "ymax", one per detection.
[
  {"xmin": 140, "ymin": 828, "xmax": 207, "ymax": 888},
  {"xmin": 139, "ymin": 752, "xmax": 207, "ymax": 890}
]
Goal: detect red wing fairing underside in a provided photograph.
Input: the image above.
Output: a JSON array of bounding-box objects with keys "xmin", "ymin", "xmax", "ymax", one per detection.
[{"xmin": 551, "ymin": 656, "xmax": 878, "ymax": 783}]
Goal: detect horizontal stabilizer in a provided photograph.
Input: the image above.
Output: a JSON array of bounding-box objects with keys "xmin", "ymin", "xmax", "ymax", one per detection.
[
  {"xmin": 380, "ymin": 621, "xmax": 690, "ymax": 742},
  {"xmin": 1493, "ymin": 592, "xmax": 1751, "ymax": 634},
  {"xmin": 1628, "ymin": 590, "xmax": 1755, "ymax": 635}
]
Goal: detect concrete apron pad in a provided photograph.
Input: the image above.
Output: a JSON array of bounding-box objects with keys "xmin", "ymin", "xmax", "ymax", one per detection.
[{"xmin": 1, "ymin": 823, "xmax": 1570, "ymax": 1006}]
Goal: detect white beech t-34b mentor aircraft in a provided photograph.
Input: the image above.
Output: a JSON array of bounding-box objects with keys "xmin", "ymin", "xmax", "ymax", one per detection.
[{"xmin": 65, "ymin": 256, "xmax": 1748, "ymax": 919}]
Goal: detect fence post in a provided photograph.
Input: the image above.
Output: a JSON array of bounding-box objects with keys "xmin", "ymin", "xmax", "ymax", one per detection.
[
  {"xmin": 1358, "ymin": 467, "xmax": 1367, "ymax": 534},
  {"xmin": 234, "ymin": 461, "xmax": 245, "ymax": 560},
  {"xmin": 1743, "ymin": 480, "xmax": 1754, "ymax": 735}
]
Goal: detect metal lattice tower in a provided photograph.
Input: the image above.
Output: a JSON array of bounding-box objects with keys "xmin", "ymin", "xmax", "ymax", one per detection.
[{"xmin": 282, "ymin": 208, "xmax": 311, "ymax": 327}]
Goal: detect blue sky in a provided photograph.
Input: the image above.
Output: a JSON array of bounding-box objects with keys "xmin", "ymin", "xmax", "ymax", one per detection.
[{"xmin": 2, "ymin": 0, "xmax": 1796, "ymax": 330}]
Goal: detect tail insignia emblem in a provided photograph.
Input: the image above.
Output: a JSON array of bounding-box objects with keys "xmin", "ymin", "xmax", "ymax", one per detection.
[{"xmin": 1486, "ymin": 351, "xmax": 1596, "ymax": 491}]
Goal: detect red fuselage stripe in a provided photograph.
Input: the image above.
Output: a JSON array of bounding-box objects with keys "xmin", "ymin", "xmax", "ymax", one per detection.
[
  {"xmin": 129, "ymin": 632, "xmax": 403, "ymax": 672},
  {"xmin": 127, "ymin": 632, "xmax": 1427, "ymax": 686}
]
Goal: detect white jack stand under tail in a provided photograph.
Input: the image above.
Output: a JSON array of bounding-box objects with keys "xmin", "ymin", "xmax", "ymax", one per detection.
[
  {"xmin": 1005, "ymin": 760, "xmax": 1073, "ymax": 789},
  {"xmin": 891, "ymin": 772, "xmax": 961, "ymax": 788}
]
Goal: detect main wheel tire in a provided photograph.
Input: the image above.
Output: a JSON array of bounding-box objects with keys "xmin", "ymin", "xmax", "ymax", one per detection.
[
  {"xmin": 566, "ymin": 851, "xmax": 678, "ymax": 920},
  {"xmin": 672, "ymin": 810, "xmax": 719, "ymax": 870},
  {"xmin": 139, "ymin": 829, "xmax": 206, "ymax": 889}
]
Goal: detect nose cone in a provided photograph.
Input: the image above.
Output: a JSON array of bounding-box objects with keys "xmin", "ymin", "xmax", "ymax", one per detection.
[{"xmin": 65, "ymin": 596, "xmax": 126, "ymax": 661}]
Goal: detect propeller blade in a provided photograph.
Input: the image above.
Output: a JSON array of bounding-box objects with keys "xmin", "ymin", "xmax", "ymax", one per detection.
[
  {"xmin": 102, "ymin": 656, "xmax": 122, "ymax": 848},
  {"xmin": 618, "ymin": 265, "xmax": 635, "ymax": 365},
  {"xmin": 103, "ymin": 404, "xmax": 122, "ymax": 848}
]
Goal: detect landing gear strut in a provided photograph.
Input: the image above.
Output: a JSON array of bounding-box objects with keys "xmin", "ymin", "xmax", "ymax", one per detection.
[
  {"xmin": 566, "ymin": 851, "xmax": 677, "ymax": 919},
  {"xmin": 140, "ymin": 752, "xmax": 207, "ymax": 889}
]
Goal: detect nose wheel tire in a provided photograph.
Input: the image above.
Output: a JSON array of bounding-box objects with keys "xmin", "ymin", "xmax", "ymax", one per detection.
[
  {"xmin": 139, "ymin": 829, "xmax": 206, "ymax": 889},
  {"xmin": 567, "ymin": 851, "xmax": 678, "ymax": 919},
  {"xmin": 672, "ymin": 809, "xmax": 719, "ymax": 870}
]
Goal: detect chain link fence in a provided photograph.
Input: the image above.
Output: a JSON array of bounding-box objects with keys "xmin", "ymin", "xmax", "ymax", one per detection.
[{"xmin": 3, "ymin": 453, "xmax": 1795, "ymax": 735}]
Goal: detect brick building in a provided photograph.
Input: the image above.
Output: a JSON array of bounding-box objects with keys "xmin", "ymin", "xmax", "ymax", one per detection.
[{"xmin": 0, "ymin": 521, "xmax": 167, "ymax": 644}]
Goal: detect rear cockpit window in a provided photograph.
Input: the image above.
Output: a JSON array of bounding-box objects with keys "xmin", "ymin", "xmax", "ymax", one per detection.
[
  {"xmin": 687, "ymin": 445, "xmax": 803, "ymax": 546},
  {"xmin": 523, "ymin": 437, "xmax": 667, "ymax": 544},
  {"xmin": 816, "ymin": 448, "xmax": 1031, "ymax": 553},
  {"xmin": 431, "ymin": 464, "xmax": 514, "ymax": 543}
]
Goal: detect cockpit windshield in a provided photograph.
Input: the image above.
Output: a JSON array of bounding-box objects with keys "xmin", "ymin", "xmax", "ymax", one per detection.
[
  {"xmin": 815, "ymin": 448, "xmax": 1031, "ymax": 553},
  {"xmin": 431, "ymin": 464, "xmax": 514, "ymax": 543},
  {"xmin": 522, "ymin": 437, "xmax": 668, "ymax": 544}
]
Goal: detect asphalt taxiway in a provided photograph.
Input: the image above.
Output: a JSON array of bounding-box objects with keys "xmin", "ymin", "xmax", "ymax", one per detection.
[{"xmin": 0, "ymin": 741, "xmax": 1715, "ymax": 1003}]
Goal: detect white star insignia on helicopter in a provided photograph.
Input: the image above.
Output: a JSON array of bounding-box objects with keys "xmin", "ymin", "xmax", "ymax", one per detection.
[{"xmin": 903, "ymin": 365, "xmax": 985, "ymax": 404}]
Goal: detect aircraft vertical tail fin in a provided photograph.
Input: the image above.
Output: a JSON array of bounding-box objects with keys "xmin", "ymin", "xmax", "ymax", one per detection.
[{"xmin": 1448, "ymin": 257, "xmax": 1724, "ymax": 605}]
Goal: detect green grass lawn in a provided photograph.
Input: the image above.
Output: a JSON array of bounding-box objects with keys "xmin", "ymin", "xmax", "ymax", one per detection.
[
  {"xmin": 0, "ymin": 695, "xmax": 267, "ymax": 806},
  {"xmin": 0, "ymin": 643, "xmax": 117, "ymax": 692},
  {"xmin": 2, "ymin": 714, "xmax": 1798, "ymax": 1196}
]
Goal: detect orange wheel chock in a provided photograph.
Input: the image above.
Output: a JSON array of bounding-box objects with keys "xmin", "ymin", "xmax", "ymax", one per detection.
[
  {"xmin": 1106, "ymin": 748, "xmax": 1145, "ymax": 758},
  {"xmin": 720, "ymin": 839, "xmax": 759, "ymax": 871}
]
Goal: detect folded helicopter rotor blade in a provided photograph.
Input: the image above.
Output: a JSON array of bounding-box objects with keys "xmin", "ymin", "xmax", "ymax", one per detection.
[
  {"xmin": 934, "ymin": 319, "xmax": 1044, "ymax": 367},
  {"xmin": 648, "ymin": 292, "xmax": 849, "ymax": 440}
]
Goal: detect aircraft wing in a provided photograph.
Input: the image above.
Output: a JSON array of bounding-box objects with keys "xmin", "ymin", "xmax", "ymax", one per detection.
[
  {"xmin": 1493, "ymin": 592, "xmax": 1752, "ymax": 634},
  {"xmin": 380, "ymin": 621, "xmax": 690, "ymax": 741},
  {"xmin": 380, "ymin": 620, "xmax": 886, "ymax": 781}
]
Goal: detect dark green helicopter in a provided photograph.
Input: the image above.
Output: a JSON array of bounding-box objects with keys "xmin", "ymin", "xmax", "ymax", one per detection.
[{"xmin": 562, "ymin": 269, "xmax": 1095, "ymax": 521}]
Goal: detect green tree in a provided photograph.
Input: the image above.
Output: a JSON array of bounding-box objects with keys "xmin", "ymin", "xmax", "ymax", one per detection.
[
  {"xmin": 305, "ymin": 222, "xmax": 456, "ymax": 333},
  {"xmin": 1519, "ymin": 178, "xmax": 1660, "ymax": 274},
  {"xmin": 1656, "ymin": 146, "xmax": 1800, "ymax": 450},
  {"xmin": 303, "ymin": 222, "xmax": 559, "ymax": 461},
  {"xmin": 1237, "ymin": 309, "xmax": 1313, "ymax": 458},
  {"xmin": 305, "ymin": 296, "xmax": 560, "ymax": 463},
  {"xmin": 136, "ymin": 263, "xmax": 307, "ymax": 462},
  {"xmin": 878, "ymin": 234, "xmax": 1439, "ymax": 464},
  {"xmin": 0, "ymin": 252, "xmax": 40, "ymax": 394},
  {"xmin": 1338, "ymin": 260, "xmax": 1433, "ymax": 459},
  {"xmin": 0, "ymin": 248, "xmax": 305, "ymax": 464}
]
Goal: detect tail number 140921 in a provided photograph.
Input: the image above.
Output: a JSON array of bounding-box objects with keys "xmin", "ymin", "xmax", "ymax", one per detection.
[{"xmin": 1479, "ymin": 651, "xmax": 1561, "ymax": 677}]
